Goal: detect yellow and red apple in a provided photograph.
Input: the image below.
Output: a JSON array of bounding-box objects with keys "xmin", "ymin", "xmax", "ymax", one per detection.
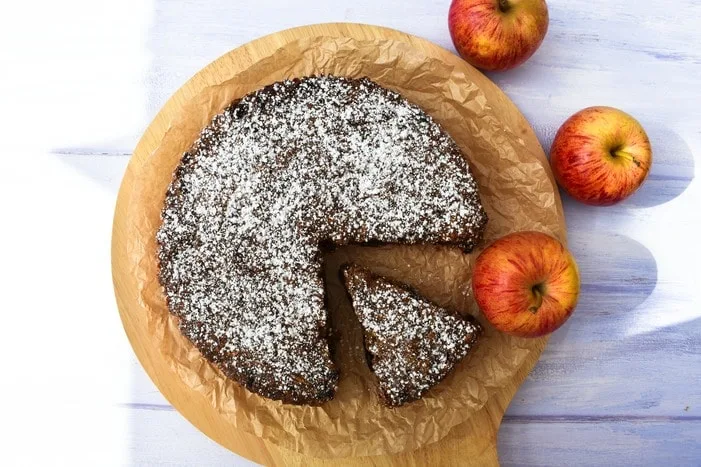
[
  {"xmin": 448, "ymin": 0, "xmax": 549, "ymax": 71},
  {"xmin": 472, "ymin": 231, "xmax": 580, "ymax": 337},
  {"xmin": 550, "ymin": 106, "xmax": 652, "ymax": 205}
]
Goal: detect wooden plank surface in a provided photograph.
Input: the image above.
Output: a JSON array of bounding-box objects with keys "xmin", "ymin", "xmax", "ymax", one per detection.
[{"xmin": 1, "ymin": 0, "xmax": 700, "ymax": 465}]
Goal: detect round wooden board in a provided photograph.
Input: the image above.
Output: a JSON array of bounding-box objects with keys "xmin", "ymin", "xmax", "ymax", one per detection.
[{"xmin": 112, "ymin": 23, "xmax": 562, "ymax": 466}]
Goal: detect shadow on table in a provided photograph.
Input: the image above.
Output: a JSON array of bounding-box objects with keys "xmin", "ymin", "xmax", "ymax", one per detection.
[
  {"xmin": 625, "ymin": 123, "xmax": 696, "ymax": 208},
  {"xmin": 536, "ymin": 121, "xmax": 695, "ymax": 211},
  {"xmin": 553, "ymin": 231, "xmax": 659, "ymax": 344},
  {"xmin": 500, "ymin": 230, "xmax": 700, "ymax": 433}
]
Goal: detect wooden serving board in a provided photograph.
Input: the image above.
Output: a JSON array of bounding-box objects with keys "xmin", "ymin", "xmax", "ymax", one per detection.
[{"xmin": 112, "ymin": 23, "xmax": 563, "ymax": 466}]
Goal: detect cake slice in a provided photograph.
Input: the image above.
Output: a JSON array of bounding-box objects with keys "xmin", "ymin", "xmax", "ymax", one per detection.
[{"xmin": 342, "ymin": 265, "xmax": 481, "ymax": 407}]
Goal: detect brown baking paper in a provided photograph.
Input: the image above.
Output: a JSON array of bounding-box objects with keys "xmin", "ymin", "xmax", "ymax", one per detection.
[{"xmin": 127, "ymin": 36, "xmax": 564, "ymax": 458}]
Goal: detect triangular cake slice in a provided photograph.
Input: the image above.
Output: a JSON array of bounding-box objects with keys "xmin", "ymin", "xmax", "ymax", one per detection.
[{"xmin": 342, "ymin": 265, "xmax": 481, "ymax": 407}]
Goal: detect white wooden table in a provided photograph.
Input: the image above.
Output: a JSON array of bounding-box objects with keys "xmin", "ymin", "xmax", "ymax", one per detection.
[{"xmin": 2, "ymin": 0, "xmax": 699, "ymax": 465}]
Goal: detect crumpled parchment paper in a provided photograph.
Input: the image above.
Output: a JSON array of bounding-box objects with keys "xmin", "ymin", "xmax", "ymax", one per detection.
[{"xmin": 126, "ymin": 35, "xmax": 565, "ymax": 458}]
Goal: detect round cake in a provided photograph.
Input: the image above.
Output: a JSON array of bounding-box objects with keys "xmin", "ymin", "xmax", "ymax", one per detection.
[{"xmin": 157, "ymin": 76, "xmax": 488, "ymax": 405}]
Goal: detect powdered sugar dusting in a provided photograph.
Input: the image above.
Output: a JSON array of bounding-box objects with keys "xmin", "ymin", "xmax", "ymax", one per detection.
[
  {"xmin": 157, "ymin": 76, "xmax": 487, "ymax": 404},
  {"xmin": 343, "ymin": 265, "xmax": 481, "ymax": 407}
]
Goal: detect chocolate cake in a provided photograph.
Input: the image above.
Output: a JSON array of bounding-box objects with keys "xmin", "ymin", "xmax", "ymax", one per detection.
[
  {"xmin": 157, "ymin": 75, "xmax": 488, "ymax": 405},
  {"xmin": 342, "ymin": 265, "xmax": 481, "ymax": 407}
]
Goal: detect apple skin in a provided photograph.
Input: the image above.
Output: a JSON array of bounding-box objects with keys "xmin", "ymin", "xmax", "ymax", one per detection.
[
  {"xmin": 448, "ymin": 0, "xmax": 549, "ymax": 71},
  {"xmin": 550, "ymin": 106, "xmax": 653, "ymax": 206},
  {"xmin": 472, "ymin": 231, "xmax": 580, "ymax": 338}
]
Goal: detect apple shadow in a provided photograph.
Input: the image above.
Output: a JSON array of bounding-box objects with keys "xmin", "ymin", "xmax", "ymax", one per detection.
[
  {"xmin": 499, "ymin": 233, "xmax": 670, "ymax": 423},
  {"xmin": 499, "ymin": 230, "xmax": 701, "ymax": 434},
  {"xmin": 537, "ymin": 123, "xmax": 694, "ymax": 215},
  {"xmin": 621, "ymin": 122, "xmax": 695, "ymax": 208},
  {"xmin": 504, "ymin": 231, "xmax": 658, "ymax": 388},
  {"xmin": 537, "ymin": 121, "xmax": 694, "ymax": 211},
  {"xmin": 546, "ymin": 231, "xmax": 658, "ymax": 347}
]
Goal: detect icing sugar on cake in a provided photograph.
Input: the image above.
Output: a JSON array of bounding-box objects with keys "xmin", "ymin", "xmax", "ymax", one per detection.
[
  {"xmin": 342, "ymin": 265, "xmax": 481, "ymax": 407},
  {"xmin": 157, "ymin": 75, "xmax": 487, "ymax": 404}
]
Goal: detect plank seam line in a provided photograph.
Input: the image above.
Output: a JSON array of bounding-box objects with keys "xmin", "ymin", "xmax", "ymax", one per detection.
[
  {"xmin": 117, "ymin": 403, "xmax": 701, "ymax": 422},
  {"xmin": 503, "ymin": 415, "xmax": 701, "ymax": 423},
  {"xmin": 51, "ymin": 150, "xmax": 132, "ymax": 156}
]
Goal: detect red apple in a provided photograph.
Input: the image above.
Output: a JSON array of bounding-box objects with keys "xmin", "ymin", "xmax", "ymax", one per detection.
[
  {"xmin": 448, "ymin": 0, "xmax": 549, "ymax": 71},
  {"xmin": 550, "ymin": 106, "xmax": 653, "ymax": 206},
  {"xmin": 472, "ymin": 231, "xmax": 580, "ymax": 337}
]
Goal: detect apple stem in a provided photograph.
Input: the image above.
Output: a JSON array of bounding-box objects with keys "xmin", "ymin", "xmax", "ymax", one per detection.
[
  {"xmin": 497, "ymin": 0, "xmax": 511, "ymax": 13},
  {"xmin": 611, "ymin": 149, "xmax": 642, "ymax": 167},
  {"xmin": 529, "ymin": 284, "xmax": 544, "ymax": 314}
]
